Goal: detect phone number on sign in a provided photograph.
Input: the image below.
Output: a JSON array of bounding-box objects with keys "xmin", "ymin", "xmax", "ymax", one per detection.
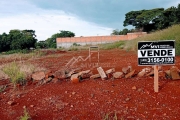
[{"xmin": 147, "ymin": 57, "xmax": 174, "ymax": 63}]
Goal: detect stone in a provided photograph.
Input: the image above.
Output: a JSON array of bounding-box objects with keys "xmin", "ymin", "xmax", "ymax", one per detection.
[
  {"xmin": 170, "ymin": 67, "xmax": 180, "ymax": 80},
  {"xmin": 30, "ymin": 105, "xmax": 34, "ymax": 107},
  {"xmin": 113, "ymin": 72, "xmax": 124, "ymax": 79},
  {"xmin": 105, "ymin": 68, "xmax": 115, "ymax": 74},
  {"xmin": 125, "ymin": 70, "xmax": 136, "ymax": 78},
  {"xmin": 137, "ymin": 69, "xmax": 146, "ymax": 77},
  {"xmin": 71, "ymin": 74, "xmax": 79, "ymax": 83},
  {"xmin": 165, "ymin": 70, "xmax": 171, "ymax": 78},
  {"xmin": 53, "ymin": 70, "xmax": 67, "ymax": 79},
  {"xmin": 44, "ymin": 77, "xmax": 52, "ymax": 84},
  {"xmin": 122, "ymin": 66, "xmax": 132, "ymax": 74},
  {"xmin": 146, "ymin": 70, "xmax": 154, "ymax": 76},
  {"xmin": 7, "ymin": 101, "xmax": 16, "ymax": 106},
  {"xmin": 105, "ymin": 68, "xmax": 115, "ymax": 78},
  {"xmin": 32, "ymin": 71, "xmax": 45, "ymax": 81},
  {"xmin": 97, "ymin": 67, "xmax": 107, "ymax": 80},
  {"xmin": 144, "ymin": 67, "xmax": 152, "ymax": 73},
  {"xmin": 90, "ymin": 74, "xmax": 101, "ymax": 80},
  {"xmin": 78, "ymin": 70, "xmax": 92, "ymax": 79},
  {"xmin": 44, "ymin": 70, "xmax": 52, "ymax": 79},
  {"xmin": 52, "ymin": 78, "xmax": 59, "ymax": 83},
  {"xmin": 132, "ymin": 86, "xmax": 136, "ymax": 90}
]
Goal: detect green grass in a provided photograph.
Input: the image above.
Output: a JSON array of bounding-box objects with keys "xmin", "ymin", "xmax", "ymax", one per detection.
[
  {"xmin": 20, "ymin": 108, "xmax": 31, "ymax": 120},
  {"xmin": 124, "ymin": 24, "xmax": 180, "ymax": 55},
  {"xmin": 99, "ymin": 41, "xmax": 125, "ymax": 50},
  {"xmin": 2, "ymin": 62, "xmax": 25, "ymax": 89}
]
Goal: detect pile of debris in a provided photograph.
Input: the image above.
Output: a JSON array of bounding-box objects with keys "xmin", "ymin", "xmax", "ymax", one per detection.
[{"xmin": 31, "ymin": 65, "xmax": 180, "ymax": 84}]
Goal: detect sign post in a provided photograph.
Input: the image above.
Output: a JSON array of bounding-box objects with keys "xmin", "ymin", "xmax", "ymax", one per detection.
[{"xmin": 138, "ymin": 40, "xmax": 175, "ymax": 92}]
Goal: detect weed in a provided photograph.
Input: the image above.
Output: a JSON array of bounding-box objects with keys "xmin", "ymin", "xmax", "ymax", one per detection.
[
  {"xmin": 20, "ymin": 108, "xmax": 31, "ymax": 120},
  {"xmin": 2, "ymin": 61, "xmax": 25, "ymax": 89},
  {"xmin": 103, "ymin": 112, "xmax": 119, "ymax": 120}
]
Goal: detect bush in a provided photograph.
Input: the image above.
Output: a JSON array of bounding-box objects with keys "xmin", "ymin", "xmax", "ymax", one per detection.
[{"xmin": 2, "ymin": 62, "xmax": 25, "ymax": 88}]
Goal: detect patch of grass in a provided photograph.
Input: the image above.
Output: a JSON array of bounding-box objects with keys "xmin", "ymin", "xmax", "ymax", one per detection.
[
  {"xmin": 20, "ymin": 108, "xmax": 31, "ymax": 120},
  {"xmin": 103, "ymin": 112, "xmax": 119, "ymax": 120},
  {"xmin": 124, "ymin": 24, "xmax": 180, "ymax": 55},
  {"xmin": 100, "ymin": 41, "xmax": 125, "ymax": 50},
  {"xmin": 2, "ymin": 61, "xmax": 25, "ymax": 89}
]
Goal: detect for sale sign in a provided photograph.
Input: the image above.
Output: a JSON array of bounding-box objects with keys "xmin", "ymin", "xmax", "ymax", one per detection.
[{"xmin": 138, "ymin": 40, "xmax": 175, "ymax": 66}]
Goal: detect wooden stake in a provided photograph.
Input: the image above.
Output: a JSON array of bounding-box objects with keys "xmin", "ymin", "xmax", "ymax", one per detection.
[{"xmin": 154, "ymin": 65, "xmax": 159, "ymax": 92}]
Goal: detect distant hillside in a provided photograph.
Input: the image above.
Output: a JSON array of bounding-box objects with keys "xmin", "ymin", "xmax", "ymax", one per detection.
[{"xmin": 124, "ymin": 24, "xmax": 180, "ymax": 55}]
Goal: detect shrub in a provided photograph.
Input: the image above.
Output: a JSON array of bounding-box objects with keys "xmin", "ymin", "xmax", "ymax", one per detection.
[{"xmin": 2, "ymin": 62, "xmax": 25, "ymax": 88}]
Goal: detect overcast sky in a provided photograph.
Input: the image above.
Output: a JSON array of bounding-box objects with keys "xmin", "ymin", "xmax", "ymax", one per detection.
[{"xmin": 0, "ymin": 0, "xmax": 179, "ymax": 40}]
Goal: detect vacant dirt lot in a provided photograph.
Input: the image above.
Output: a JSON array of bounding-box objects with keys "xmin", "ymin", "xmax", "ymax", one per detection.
[{"xmin": 1, "ymin": 49, "xmax": 180, "ymax": 120}]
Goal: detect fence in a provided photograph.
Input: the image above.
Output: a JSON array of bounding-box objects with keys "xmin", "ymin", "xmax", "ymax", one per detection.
[{"xmin": 56, "ymin": 32, "xmax": 147, "ymax": 48}]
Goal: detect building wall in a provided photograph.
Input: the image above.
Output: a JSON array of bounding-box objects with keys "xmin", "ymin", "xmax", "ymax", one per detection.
[{"xmin": 56, "ymin": 32, "xmax": 147, "ymax": 48}]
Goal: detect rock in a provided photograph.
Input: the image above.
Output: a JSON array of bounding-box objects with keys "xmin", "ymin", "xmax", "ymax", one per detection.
[
  {"xmin": 125, "ymin": 97, "xmax": 131, "ymax": 101},
  {"xmin": 137, "ymin": 69, "xmax": 146, "ymax": 77},
  {"xmin": 90, "ymin": 74, "xmax": 101, "ymax": 80},
  {"xmin": 170, "ymin": 67, "xmax": 180, "ymax": 80},
  {"xmin": 53, "ymin": 70, "xmax": 67, "ymax": 79},
  {"xmin": 125, "ymin": 70, "xmax": 136, "ymax": 78},
  {"xmin": 105, "ymin": 68, "xmax": 115, "ymax": 74},
  {"xmin": 146, "ymin": 70, "xmax": 154, "ymax": 76},
  {"xmin": 32, "ymin": 71, "xmax": 45, "ymax": 81},
  {"xmin": 132, "ymin": 86, "xmax": 136, "ymax": 90},
  {"xmin": 44, "ymin": 70, "xmax": 52, "ymax": 79},
  {"xmin": 165, "ymin": 70, "xmax": 171, "ymax": 78},
  {"xmin": 105, "ymin": 68, "xmax": 115, "ymax": 78},
  {"xmin": 78, "ymin": 70, "xmax": 92, "ymax": 79},
  {"xmin": 97, "ymin": 67, "xmax": 107, "ymax": 80},
  {"xmin": 113, "ymin": 72, "xmax": 124, "ymax": 79},
  {"xmin": 30, "ymin": 105, "xmax": 34, "ymax": 107},
  {"xmin": 71, "ymin": 74, "xmax": 79, "ymax": 83},
  {"xmin": 52, "ymin": 78, "xmax": 59, "ymax": 83},
  {"xmin": 44, "ymin": 77, "xmax": 52, "ymax": 84},
  {"xmin": 7, "ymin": 101, "xmax": 16, "ymax": 106},
  {"xmin": 122, "ymin": 66, "xmax": 132, "ymax": 74},
  {"xmin": 72, "ymin": 92, "xmax": 76, "ymax": 95}
]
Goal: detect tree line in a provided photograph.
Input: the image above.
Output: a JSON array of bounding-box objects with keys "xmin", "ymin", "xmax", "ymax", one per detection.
[
  {"xmin": 0, "ymin": 30, "xmax": 75, "ymax": 52},
  {"xmin": 112, "ymin": 3, "xmax": 180, "ymax": 35}
]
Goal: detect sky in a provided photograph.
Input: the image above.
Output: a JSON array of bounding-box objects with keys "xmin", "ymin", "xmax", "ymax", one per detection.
[{"xmin": 0, "ymin": 0, "xmax": 179, "ymax": 40}]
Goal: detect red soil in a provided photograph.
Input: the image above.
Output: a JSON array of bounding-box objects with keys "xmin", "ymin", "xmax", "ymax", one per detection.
[{"xmin": 1, "ymin": 49, "xmax": 180, "ymax": 120}]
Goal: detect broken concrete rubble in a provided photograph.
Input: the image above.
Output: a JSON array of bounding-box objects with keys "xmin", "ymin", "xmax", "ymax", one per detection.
[
  {"xmin": 105, "ymin": 68, "xmax": 115, "ymax": 78},
  {"xmin": 113, "ymin": 72, "xmax": 124, "ymax": 79},
  {"xmin": 125, "ymin": 70, "xmax": 136, "ymax": 78},
  {"xmin": 170, "ymin": 67, "xmax": 180, "ymax": 80},
  {"xmin": 71, "ymin": 74, "xmax": 79, "ymax": 83},
  {"xmin": 97, "ymin": 67, "xmax": 107, "ymax": 80},
  {"xmin": 122, "ymin": 66, "xmax": 132, "ymax": 74},
  {"xmin": 32, "ymin": 71, "xmax": 45, "ymax": 81},
  {"xmin": 90, "ymin": 74, "xmax": 101, "ymax": 80},
  {"xmin": 53, "ymin": 70, "xmax": 67, "ymax": 79}
]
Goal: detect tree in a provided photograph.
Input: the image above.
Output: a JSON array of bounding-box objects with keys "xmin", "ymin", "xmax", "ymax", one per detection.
[
  {"xmin": 9, "ymin": 29, "xmax": 37, "ymax": 50},
  {"xmin": 123, "ymin": 8, "xmax": 164, "ymax": 32},
  {"xmin": 111, "ymin": 29, "xmax": 120, "ymax": 35},
  {"xmin": 46, "ymin": 30, "xmax": 75, "ymax": 48}
]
